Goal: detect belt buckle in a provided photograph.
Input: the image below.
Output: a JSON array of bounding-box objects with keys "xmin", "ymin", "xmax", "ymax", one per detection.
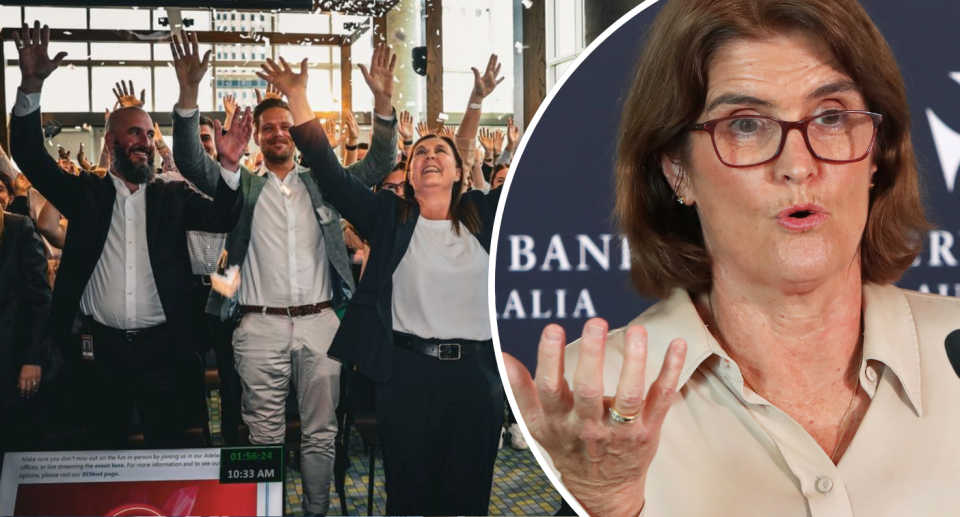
[
  {"xmin": 124, "ymin": 330, "xmax": 141, "ymax": 342},
  {"xmin": 201, "ymin": 275, "xmax": 212, "ymax": 286},
  {"xmin": 438, "ymin": 343, "xmax": 461, "ymax": 361}
]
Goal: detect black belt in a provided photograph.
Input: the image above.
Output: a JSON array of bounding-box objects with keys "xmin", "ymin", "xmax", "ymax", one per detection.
[
  {"xmin": 195, "ymin": 274, "xmax": 212, "ymax": 286},
  {"xmin": 392, "ymin": 332, "xmax": 490, "ymax": 361},
  {"xmin": 85, "ymin": 317, "xmax": 168, "ymax": 343}
]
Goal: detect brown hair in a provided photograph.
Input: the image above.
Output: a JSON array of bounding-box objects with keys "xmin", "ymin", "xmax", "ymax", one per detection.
[
  {"xmin": 401, "ymin": 134, "xmax": 482, "ymax": 236},
  {"xmin": 253, "ymin": 98, "xmax": 291, "ymax": 132},
  {"xmin": 616, "ymin": 0, "xmax": 930, "ymax": 298}
]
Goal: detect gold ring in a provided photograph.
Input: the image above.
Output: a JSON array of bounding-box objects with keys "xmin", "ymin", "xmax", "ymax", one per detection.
[{"xmin": 608, "ymin": 406, "xmax": 639, "ymax": 424}]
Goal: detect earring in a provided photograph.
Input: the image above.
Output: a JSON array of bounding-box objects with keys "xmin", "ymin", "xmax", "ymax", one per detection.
[{"xmin": 677, "ymin": 196, "xmax": 686, "ymax": 205}]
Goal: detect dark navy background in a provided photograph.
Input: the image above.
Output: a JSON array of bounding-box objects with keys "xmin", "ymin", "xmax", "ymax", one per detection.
[{"xmin": 494, "ymin": 1, "xmax": 960, "ymax": 371}]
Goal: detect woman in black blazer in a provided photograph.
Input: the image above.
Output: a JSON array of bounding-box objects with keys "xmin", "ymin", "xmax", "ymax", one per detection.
[
  {"xmin": 260, "ymin": 46, "xmax": 505, "ymax": 515},
  {"xmin": 0, "ymin": 203, "xmax": 53, "ymax": 457}
]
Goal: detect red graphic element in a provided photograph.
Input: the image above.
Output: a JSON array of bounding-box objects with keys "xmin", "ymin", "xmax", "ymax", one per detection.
[{"xmin": 13, "ymin": 479, "xmax": 257, "ymax": 516}]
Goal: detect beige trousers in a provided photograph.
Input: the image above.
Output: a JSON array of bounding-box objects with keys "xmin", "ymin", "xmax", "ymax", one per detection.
[{"xmin": 233, "ymin": 310, "xmax": 341, "ymax": 515}]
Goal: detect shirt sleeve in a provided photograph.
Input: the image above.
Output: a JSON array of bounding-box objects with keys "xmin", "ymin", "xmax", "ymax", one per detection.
[
  {"xmin": 174, "ymin": 105, "xmax": 200, "ymax": 118},
  {"xmin": 13, "ymin": 90, "xmax": 42, "ymax": 117},
  {"xmin": 374, "ymin": 112, "xmax": 396, "ymax": 122},
  {"xmin": 219, "ymin": 165, "xmax": 242, "ymax": 191}
]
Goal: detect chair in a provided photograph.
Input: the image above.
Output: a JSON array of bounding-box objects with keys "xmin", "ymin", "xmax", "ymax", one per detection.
[
  {"xmin": 334, "ymin": 365, "xmax": 380, "ymax": 516},
  {"xmin": 186, "ymin": 352, "xmax": 213, "ymax": 447},
  {"xmin": 352, "ymin": 410, "xmax": 380, "ymax": 517}
]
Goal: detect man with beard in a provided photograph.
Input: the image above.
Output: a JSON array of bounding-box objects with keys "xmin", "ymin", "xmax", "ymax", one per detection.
[
  {"xmin": 171, "ymin": 31, "xmax": 397, "ymax": 516},
  {"xmin": 10, "ymin": 22, "xmax": 247, "ymax": 449}
]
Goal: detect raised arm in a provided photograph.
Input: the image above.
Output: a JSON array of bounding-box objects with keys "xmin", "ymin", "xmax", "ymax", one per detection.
[
  {"xmin": 342, "ymin": 109, "xmax": 360, "ymax": 166},
  {"xmin": 170, "ymin": 31, "xmax": 221, "ymax": 197},
  {"xmin": 398, "ymin": 110, "xmax": 415, "ymax": 159},
  {"xmin": 10, "ymin": 22, "xmax": 87, "ymax": 217},
  {"xmin": 455, "ymin": 54, "xmax": 504, "ymax": 171},
  {"xmin": 343, "ymin": 49, "xmax": 399, "ymax": 186},
  {"xmin": 181, "ymin": 108, "xmax": 250, "ymax": 233},
  {"xmin": 256, "ymin": 54, "xmax": 381, "ymax": 235}
]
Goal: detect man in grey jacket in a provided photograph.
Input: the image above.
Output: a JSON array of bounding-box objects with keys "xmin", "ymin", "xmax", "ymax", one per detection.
[{"xmin": 169, "ymin": 32, "xmax": 397, "ymax": 516}]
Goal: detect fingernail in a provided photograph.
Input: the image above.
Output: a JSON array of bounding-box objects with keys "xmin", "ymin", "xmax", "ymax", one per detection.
[
  {"xmin": 544, "ymin": 331, "xmax": 562, "ymax": 343},
  {"xmin": 586, "ymin": 325, "xmax": 604, "ymax": 338}
]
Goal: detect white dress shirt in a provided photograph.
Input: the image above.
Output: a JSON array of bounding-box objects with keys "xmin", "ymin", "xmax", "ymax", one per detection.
[
  {"xmin": 79, "ymin": 172, "xmax": 167, "ymax": 329},
  {"xmin": 238, "ymin": 166, "xmax": 332, "ymax": 307},
  {"xmin": 391, "ymin": 217, "xmax": 492, "ymax": 340},
  {"xmin": 536, "ymin": 284, "xmax": 960, "ymax": 517},
  {"xmin": 13, "ymin": 90, "xmax": 240, "ymax": 329}
]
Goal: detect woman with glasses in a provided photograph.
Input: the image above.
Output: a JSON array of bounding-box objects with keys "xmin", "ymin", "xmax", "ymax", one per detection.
[
  {"xmin": 258, "ymin": 46, "xmax": 506, "ymax": 516},
  {"xmin": 503, "ymin": 0, "xmax": 959, "ymax": 515}
]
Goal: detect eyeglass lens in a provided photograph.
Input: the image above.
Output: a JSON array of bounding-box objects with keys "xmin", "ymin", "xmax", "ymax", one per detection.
[{"xmin": 713, "ymin": 112, "xmax": 876, "ymax": 166}]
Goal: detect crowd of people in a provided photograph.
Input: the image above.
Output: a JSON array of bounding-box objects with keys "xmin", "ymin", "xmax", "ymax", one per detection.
[{"xmin": 0, "ymin": 21, "xmax": 523, "ymax": 516}]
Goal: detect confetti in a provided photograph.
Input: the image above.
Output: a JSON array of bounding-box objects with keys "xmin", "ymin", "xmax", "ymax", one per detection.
[
  {"xmin": 438, "ymin": 112, "xmax": 449, "ymax": 121},
  {"xmin": 522, "ymin": 0, "xmax": 533, "ymax": 8}
]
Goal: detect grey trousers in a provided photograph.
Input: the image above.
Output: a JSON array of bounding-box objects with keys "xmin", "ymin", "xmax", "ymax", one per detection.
[{"xmin": 233, "ymin": 310, "xmax": 341, "ymax": 515}]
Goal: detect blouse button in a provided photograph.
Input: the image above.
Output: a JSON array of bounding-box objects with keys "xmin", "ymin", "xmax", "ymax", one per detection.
[
  {"xmin": 816, "ymin": 476, "xmax": 833, "ymax": 494},
  {"xmin": 866, "ymin": 365, "xmax": 878, "ymax": 382}
]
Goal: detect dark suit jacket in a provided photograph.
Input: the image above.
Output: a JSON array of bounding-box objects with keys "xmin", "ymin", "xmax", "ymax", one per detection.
[
  {"xmin": 290, "ymin": 118, "xmax": 502, "ymax": 383},
  {"xmin": 10, "ymin": 109, "xmax": 243, "ymax": 365},
  {"xmin": 0, "ymin": 212, "xmax": 52, "ymax": 400}
]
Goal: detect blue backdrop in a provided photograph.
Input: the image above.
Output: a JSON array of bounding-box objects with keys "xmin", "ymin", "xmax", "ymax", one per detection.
[{"xmin": 494, "ymin": 0, "xmax": 960, "ymax": 371}]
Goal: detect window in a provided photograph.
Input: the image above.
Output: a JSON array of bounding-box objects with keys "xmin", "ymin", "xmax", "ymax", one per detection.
[
  {"xmin": 90, "ymin": 8, "xmax": 150, "ymax": 30},
  {"xmin": 546, "ymin": 0, "xmax": 585, "ymax": 88},
  {"xmin": 442, "ymin": 0, "xmax": 515, "ymax": 115}
]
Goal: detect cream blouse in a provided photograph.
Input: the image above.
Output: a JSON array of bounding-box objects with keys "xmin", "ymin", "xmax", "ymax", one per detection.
[{"xmin": 533, "ymin": 284, "xmax": 960, "ymax": 516}]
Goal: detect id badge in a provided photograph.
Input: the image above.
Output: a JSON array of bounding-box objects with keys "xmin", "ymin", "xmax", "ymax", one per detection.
[{"xmin": 81, "ymin": 334, "xmax": 94, "ymax": 361}]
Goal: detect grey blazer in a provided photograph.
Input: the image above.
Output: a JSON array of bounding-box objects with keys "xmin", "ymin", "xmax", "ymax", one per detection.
[{"xmin": 172, "ymin": 108, "xmax": 398, "ymax": 321}]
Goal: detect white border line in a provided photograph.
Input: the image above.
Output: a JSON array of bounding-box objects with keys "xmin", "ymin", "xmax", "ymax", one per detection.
[{"xmin": 488, "ymin": 1, "xmax": 661, "ymax": 515}]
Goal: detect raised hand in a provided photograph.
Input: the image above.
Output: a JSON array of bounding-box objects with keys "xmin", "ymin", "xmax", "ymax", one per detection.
[
  {"xmin": 171, "ymin": 31, "xmax": 212, "ymax": 109},
  {"xmin": 256, "ymin": 57, "xmax": 308, "ymax": 98},
  {"xmin": 359, "ymin": 43, "xmax": 397, "ymax": 116},
  {"xmin": 416, "ymin": 120, "xmax": 432, "ymax": 139},
  {"xmin": 503, "ymin": 319, "xmax": 687, "ymax": 517},
  {"xmin": 492, "ymin": 129, "xmax": 505, "ymax": 157},
  {"xmin": 113, "ymin": 80, "xmax": 145, "ymax": 108},
  {"xmin": 398, "ymin": 110, "xmax": 415, "ymax": 143},
  {"xmin": 506, "ymin": 117, "xmax": 520, "ymax": 151},
  {"xmin": 471, "ymin": 54, "xmax": 504, "ymax": 100},
  {"xmin": 223, "ymin": 94, "xmax": 237, "ymax": 118},
  {"xmin": 77, "ymin": 143, "xmax": 94, "ymax": 171},
  {"xmin": 478, "ymin": 128, "xmax": 496, "ymax": 155},
  {"xmin": 438, "ymin": 124, "xmax": 456, "ymax": 138},
  {"xmin": 323, "ymin": 118, "xmax": 341, "ymax": 149},
  {"xmin": 215, "ymin": 106, "xmax": 254, "ymax": 172},
  {"xmin": 342, "ymin": 109, "xmax": 360, "ymax": 144},
  {"xmin": 255, "ymin": 83, "xmax": 283, "ymax": 104},
  {"xmin": 153, "ymin": 122, "xmax": 168, "ymax": 149},
  {"xmin": 13, "ymin": 21, "xmax": 68, "ymax": 93}
]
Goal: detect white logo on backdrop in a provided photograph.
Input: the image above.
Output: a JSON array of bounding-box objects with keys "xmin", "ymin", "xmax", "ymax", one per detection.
[{"xmin": 924, "ymin": 72, "xmax": 960, "ymax": 193}]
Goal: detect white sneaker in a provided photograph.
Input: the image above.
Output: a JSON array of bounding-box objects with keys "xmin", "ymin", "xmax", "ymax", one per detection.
[{"xmin": 508, "ymin": 423, "xmax": 529, "ymax": 450}]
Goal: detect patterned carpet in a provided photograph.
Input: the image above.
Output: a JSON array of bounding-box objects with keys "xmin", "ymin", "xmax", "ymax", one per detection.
[{"xmin": 209, "ymin": 390, "xmax": 565, "ymax": 516}]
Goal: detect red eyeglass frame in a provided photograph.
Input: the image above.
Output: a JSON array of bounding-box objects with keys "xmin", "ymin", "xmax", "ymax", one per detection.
[{"xmin": 686, "ymin": 110, "xmax": 883, "ymax": 168}]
